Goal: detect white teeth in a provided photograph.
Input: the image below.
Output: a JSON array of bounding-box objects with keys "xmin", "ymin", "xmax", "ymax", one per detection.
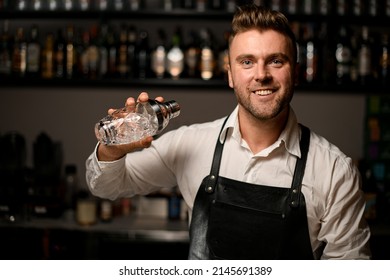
[{"xmin": 254, "ymin": 90, "xmax": 273, "ymax": 96}]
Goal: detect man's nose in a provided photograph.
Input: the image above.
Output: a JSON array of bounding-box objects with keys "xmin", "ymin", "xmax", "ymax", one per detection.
[{"xmin": 254, "ymin": 64, "xmax": 271, "ymax": 82}]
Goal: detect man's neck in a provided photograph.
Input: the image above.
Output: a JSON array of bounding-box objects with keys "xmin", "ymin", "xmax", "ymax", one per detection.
[{"xmin": 238, "ymin": 107, "xmax": 289, "ymax": 154}]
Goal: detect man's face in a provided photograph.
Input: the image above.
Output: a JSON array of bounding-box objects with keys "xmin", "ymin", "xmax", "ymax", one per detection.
[{"xmin": 228, "ymin": 29, "xmax": 297, "ymax": 122}]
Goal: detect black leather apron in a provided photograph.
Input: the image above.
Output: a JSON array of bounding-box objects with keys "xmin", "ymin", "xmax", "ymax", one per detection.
[{"xmin": 188, "ymin": 120, "xmax": 314, "ymax": 260}]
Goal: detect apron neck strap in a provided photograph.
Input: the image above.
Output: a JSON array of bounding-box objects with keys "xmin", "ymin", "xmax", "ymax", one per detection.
[
  {"xmin": 205, "ymin": 116, "xmax": 229, "ymax": 194},
  {"xmin": 289, "ymin": 124, "xmax": 311, "ymax": 208}
]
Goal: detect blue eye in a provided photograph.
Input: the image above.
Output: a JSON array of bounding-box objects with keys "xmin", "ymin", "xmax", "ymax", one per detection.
[
  {"xmin": 269, "ymin": 59, "xmax": 284, "ymax": 67},
  {"xmin": 241, "ymin": 60, "xmax": 253, "ymax": 68}
]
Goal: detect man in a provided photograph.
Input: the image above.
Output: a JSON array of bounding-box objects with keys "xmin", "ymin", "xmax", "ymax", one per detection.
[{"xmin": 86, "ymin": 4, "xmax": 371, "ymax": 259}]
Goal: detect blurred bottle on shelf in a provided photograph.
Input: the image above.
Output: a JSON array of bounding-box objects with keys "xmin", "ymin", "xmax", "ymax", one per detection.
[
  {"xmin": 335, "ymin": 26, "xmax": 352, "ymax": 85},
  {"xmin": 199, "ymin": 28, "xmax": 215, "ymax": 80},
  {"xmin": 12, "ymin": 27, "xmax": 27, "ymax": 77},
  {"xmin": 217, "ymin": 30, "xmax": 229, "ymax": 80},
  {"xmin": 317, "ymin": 23, "xmax": 334, "ymax": 85},
  {"xmin": 54, "ymin": 28, "xmax": 66, "ymax": 78},
  {"xmin": 352, "ymin": 0, "xmax": 364, "ymax": 16},
  {"xmin": 74, "ymin": 28, "xmax": 84, "ymax": 77},
  {"xmin": 303, "ymin": 24, "xmax": 319, "ymax": 83},
  {"xmin": 0, "ymin": 20, "xmax": 12, "ymax": 77},
  {"xmin": 114, "ymin": 0, "xmax": 125, "ymax": 10},
  {"xmin": 117, "ymin": 24, "xmax": 129, "ymax": 78},
  {"xmin": 359, "ymin": 161, "xmax": 378, "ymax": 221},
  {"xmin": 269, "ymin": 0, "xmax": 282, "ymax": 11},
  {"xmin": 79, "ymin": 0, "xmax": 91, "ymax": 11},
  {"xmin": 184, "ymin": 30, "xmax": 200, "ymax": 78},
  {"xmin": 226, "ymin": 0, "xmax": 235, "ymax": 12},
  {"xmin": 32, "ymin": 132, "xmax": 63, "ymax": 218},
  {"xmin": 318, "ymin": 0, "xmax": 331, "ymax": 15},
  {"xmin": 0, "ymin": 131, "xmax": 29, "ymax": 222},
  {"xmin": 41, "ymin": 33, "xmax": 54, "ymax": 79},
  {"xmin": 106, "ymin": 26, "xmax": 117, "ymax": 78},
  {"xmin": 99, "ymin": 199, "xmax": 113, "ymax": 222},
  {"xmin": 63, "ymin": 0, "xmax": 74, "ymax": 10},
  {"xmin": 302, "ymin": 0, "xmax": 315, "ymax": 15},
  {"xmin": 379, "ymin": 34, "xmax": 390, "ymax": 86},
  {"xmin": 126, "ymin": 25, "xmax": 137, "ymax": 79},
  {"xmin": 286, "ymin": 0, "xmax": 298, "ymax": 14},
  {"xmin": 336, "ymin": 0, "xmax": 348, "ymax": 15},
  {"xmin": 48, "ymin": 0, "xmax": 58, "ymax": 10},
  {"xmin": 209, "ymin": 0, "xmax": 225, "ymax": 10},
  {"xmin": 26, "ymin": 25, "xmax": 41, "ymax": 77},
  {"xmin": 386, "ymin": 0, "xmax": 390, "ymax": 17},
  {"xmin": 168, "ymin": 186, "xmax": 181, "ymax": 220},
  {"xmin": 163, "ymin": 0, "xmax": 174, "ymax": 11},
  {"xmin": 98, "ymin": 23, "xmax": 109, "ymax": 79},
  {"xmin": 350, "ymin": 31, "xmax": 359, "ymax": 83},
  {"xmin": 87, "ymin": 25, "xmax": 99, "ymax": 79},
  {"xmin": 32, "ymin": 0, "xmax": 43, "ymax": 10},
  {"xmin": 151, "ymin": 28, "xmax": 167, "ymax": 79},
  {"xmin": 75, "ymin": 190, "xmax": 97, "ymax": 225},
  {"xmin": 63, "ymin": 164, "xmax": 78, "ymax": 221},
  {"xmin": 78, "ymin": 30, "xmax": 90, "ymax": 78},
  {"xmin": 358, "ymin": 26, "xmax": 374, "ymax": 85},
  {"xmin": 253, "ymin": 0, "xmax": 266, "ymax": 9},
  {"xmin": 15, "ymin": 0, "xmax": 27, "ymax": 10},
  {"xmin": 195, "ymin": 0, "xmax": 206, "ymax": 11},
  {"xmin": 129, "ymin": 0, "xmax": 141, "ymax": 11},
  {"xmin": 97, "ymin": 0, "xmax": 108, "ymax": 10},
  {"xmin": 136, "ymin": 30, "xmax": 150, "ymax": 79},
  {"xmin": 65, "ymin": 24, "xmax": 76, "ymax": 79},
  {"xmin": 167, "ymin": 27, "xmax": 184, "ymax": 79},
  {"xmin": 121, "ymin": 197, "xmax": 132, "ymax": 216},
  {"xmin": 117, "ymin": 24, "xmax": 137, "ymax": 78},
  {"xmin": 368, "ymin": 0, "xmax": 379, "ymax": 16}
]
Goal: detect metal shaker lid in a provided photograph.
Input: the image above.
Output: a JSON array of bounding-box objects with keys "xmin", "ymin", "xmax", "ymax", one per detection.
[{"xmin": 165, "ymin": 100, "xmax": 180, "ymax": 119}]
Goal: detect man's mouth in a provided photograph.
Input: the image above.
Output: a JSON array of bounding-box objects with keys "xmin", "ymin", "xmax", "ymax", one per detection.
[{"xmin": 253, "ymin": 89, "xmax": 274, "ymax": 96}]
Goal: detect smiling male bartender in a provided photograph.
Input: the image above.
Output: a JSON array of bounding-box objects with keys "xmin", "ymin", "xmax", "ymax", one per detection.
[{"xmin": 86, "ymin": 4, "xmax": 371, "ymax": 259}]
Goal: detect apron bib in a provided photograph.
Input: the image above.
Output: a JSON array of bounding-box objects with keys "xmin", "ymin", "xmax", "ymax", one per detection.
[{"xmin": 188, "ymin": 119, "xmax": 314, "ymax": 260}]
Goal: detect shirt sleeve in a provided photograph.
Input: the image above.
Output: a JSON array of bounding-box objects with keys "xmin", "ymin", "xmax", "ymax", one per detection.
[
  {"xmin": 318, "ymin": 156, "xmax": 371, "ymax": 259},
  {"xmin": 85, "ymin": 131, "xmax": 180, "ymax": 201},
  {"xmin": 85, "ymin": 143, "xmax": 130, "ymax": 200}
]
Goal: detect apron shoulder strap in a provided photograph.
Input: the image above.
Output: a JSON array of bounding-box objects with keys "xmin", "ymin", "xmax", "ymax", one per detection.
[
  {"xmin": 205, "ymin": 115, "xmax": 229, "ymax": 194},
  {"xmin": 289, "ymin": 124, "xmax": 311, "ymax": 208}
]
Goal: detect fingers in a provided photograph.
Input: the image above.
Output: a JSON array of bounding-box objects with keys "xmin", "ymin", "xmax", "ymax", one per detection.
[
  {"xmin": 136, "ymin": 92, "xmax": 150, "ymax": 103},
  {"xmin": 107, "ymin": 91, "xmax": 164, "ymax": 118},
  {"xmin": 155, "ymin": 96, "xmax": 164, "ymax": 103},
  {"xmin": 135, "ymin": 92, "xmax": 164, "ymax": 103},
  {"xmin": 125, "ymin": 96, "xmax": 137, "ymax": 107},
  {"xmin": 97, "ymin": 136, "xmax": 154, "ymax": 161}
]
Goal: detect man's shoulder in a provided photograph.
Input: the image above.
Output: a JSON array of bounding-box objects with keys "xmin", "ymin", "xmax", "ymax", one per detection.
[
  {"xmin": 173, "ymin": 117, "xmax": 227, "ymax": 137},
  {"xmin": 308, "ymin": 129, "xmax": 353, "ymax": 166}
]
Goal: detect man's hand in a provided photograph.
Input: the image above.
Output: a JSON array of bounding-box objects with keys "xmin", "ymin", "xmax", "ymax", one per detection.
[{"xmin": 96, "ymin": 92, "xmax": 164, "ymax": 161}]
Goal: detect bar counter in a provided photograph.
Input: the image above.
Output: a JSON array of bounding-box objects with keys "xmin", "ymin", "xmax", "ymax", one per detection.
[{"xmin": 0, "ymin": 215, "xmax": 190, "ymax": 260}]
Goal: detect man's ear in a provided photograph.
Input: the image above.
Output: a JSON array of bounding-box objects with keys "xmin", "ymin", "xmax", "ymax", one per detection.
[{"xmin": 227, "ymin": 64, "xmax": 234, "ymax": 89}]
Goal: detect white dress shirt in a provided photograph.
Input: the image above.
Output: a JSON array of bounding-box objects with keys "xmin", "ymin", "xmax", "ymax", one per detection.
[{"xmin": 86, "ymin": 106, "xmax": 371, "ymax": 259}]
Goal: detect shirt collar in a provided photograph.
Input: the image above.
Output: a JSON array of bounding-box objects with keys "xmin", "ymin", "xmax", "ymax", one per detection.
[{"xmin": 220, "ymin": 106, "xmax": 302, "ymax": 158}]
